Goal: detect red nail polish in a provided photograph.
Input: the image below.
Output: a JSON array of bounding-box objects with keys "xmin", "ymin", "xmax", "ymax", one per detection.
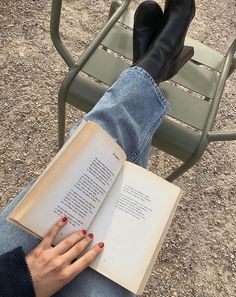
[
  {"xmin": 98, "ymin": 242, "xmax": 104, "ymax": 248},
  {"xmin": 88, "ymin": 233, "xmax": 94, "ymax": 239},
  {"xmin": 62, "ymin": 216, "xmax": 67, "ymax": 222},
  {"xmin": 81, "ymin": 230, "xmax": 87, "ymax": 235}
]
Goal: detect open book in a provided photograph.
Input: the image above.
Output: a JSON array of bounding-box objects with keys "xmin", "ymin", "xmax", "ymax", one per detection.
[{"xmin": 8, "ymin": 120, "xmax": 182, "ymax": 294}]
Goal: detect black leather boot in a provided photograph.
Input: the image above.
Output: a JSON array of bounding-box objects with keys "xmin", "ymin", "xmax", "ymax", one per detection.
[
  {"xmin": 135, "ymin": 0, "xmax": 195, "ymax": 83},
  {"xmin": 133, "ymin": 1, "xmax": 164, "ymax": 64}
]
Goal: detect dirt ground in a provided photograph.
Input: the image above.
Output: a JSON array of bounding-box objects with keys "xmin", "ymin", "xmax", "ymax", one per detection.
[{"xmin": 0, "ymin": 0, "xmax": 235, "ymax": 296}]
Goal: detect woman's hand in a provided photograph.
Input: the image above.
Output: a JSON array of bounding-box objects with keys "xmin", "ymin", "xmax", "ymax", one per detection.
[{"xmin": 26, "ymin": 216, "xmax": 104, "ymax": 297}]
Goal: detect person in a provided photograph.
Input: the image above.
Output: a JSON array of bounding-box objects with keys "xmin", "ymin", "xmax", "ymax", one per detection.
[{"xmin": 0, "ymin": 1, "xmax": 195, "ymax": 296}]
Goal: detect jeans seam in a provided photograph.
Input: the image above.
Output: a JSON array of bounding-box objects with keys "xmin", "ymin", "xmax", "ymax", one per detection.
[
  {"xmin": 125, "ymin": 67, "xmax": 169, "ymax": 162},
  {"xmin": 127, "ymin": 107, "xmax": 167, "ymax": 162}
]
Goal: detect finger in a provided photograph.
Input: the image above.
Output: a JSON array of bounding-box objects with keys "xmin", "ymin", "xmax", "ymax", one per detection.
[
  {"xmin": 54, "ymin": 229, "xmax": 87, "ymax": 255},
  {"xmin": 41, "ymin": 216, "xmax": 68, "ymax": 248},
  {"xmin": 68, "ymin": 242, "xmax": 104, "ymax": 276},
  {"xmin": 62, "ymin": 233, "xmax": 94, "ymax": 263}
]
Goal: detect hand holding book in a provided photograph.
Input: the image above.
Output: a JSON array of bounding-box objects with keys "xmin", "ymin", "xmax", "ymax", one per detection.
[{"xmin": 26, "ymin": 216, "xmax": 104, "ymax": 297}]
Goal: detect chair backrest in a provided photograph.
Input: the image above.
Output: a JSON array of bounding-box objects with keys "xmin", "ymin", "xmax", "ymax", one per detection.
[{"xmin": 63, "ymin": 7, "xmax": 228, "ymax": 162}]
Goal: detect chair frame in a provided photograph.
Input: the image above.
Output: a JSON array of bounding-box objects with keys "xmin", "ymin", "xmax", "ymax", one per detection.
[{"xmin": 50, "ymin": 0, "xmax": 236, "ymax": 181}]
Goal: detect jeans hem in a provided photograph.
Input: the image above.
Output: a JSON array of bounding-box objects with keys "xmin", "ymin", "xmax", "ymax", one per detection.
[{"xmin": 131, "ymin": 66, "xmax": 169, "ymax": 110}]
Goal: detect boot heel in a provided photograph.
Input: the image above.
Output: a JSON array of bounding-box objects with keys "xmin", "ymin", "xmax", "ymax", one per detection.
[
  {"xmin": 162, "ymin": 46, "xmax": 194, "ymax": 81},
  {"xmin": 178, "ymin": 45, "xmax": 194, "ymax": 68}
]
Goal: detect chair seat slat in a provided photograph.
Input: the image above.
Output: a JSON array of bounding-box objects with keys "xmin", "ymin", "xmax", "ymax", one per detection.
[
  {"xmin": 170, "ymin": 62, "xmax": 219, "ymax": 99},
  {"xmin": 185, "ymin": 37, "xmax": 225, "ymax": 72},
  {"xmin": 118, "ymin": 8, "xmax": 134, "ymax": 28},
  {"xmin": 82, "ymin": 48, "xmax": 130, "ymax": 85},
  {"xmin": 153, "ymin": 117, "xmax": 201, "ymax": 161},
  {"xmin": 160, "ymin": 82, "xmax": 211, "ymax": 130},
  {"xmin": 102, "ymin": 24, "xmax": 133, "ymax": 60}
]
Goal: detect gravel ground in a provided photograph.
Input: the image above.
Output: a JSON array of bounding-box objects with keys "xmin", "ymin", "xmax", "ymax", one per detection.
[{"xmin": 0, "ymin": 0, "xmax": 235, "ymax": 296}]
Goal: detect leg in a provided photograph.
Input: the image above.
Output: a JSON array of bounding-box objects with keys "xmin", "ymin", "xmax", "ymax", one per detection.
[
  {"xmin": 84, "ymin": 67, "xmax": 169, "ymax": 168},
  {"xmin": 55, "ymin": 268, "xmax": 134, "ymax": 297},
  {"xmin": 0, "ymin": 67, "xmax": 168, "ymax": 297},
  {"xmin": 55, "ymin": 67, "xmax": 169, "ymax": 296}
]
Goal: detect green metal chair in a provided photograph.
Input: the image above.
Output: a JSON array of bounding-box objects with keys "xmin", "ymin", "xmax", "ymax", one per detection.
[{"xmin": 50, "ymin": 0, "xmax": 236, "ymax": 181}]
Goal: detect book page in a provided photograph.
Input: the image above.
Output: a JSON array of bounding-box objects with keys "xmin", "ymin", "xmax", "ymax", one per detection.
[
  {"xmin": 88, "ymin": 161, "xmax": 181, "ymax": 294},
  {"xmin": 8, "ymin": 121, "xmax": 126, "ymax": 243}
]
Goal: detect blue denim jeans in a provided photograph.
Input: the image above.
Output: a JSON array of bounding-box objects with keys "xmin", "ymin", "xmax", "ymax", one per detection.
[{"xmin": 0, "ymin": 67, "xmax": 169, "ymax": 297}]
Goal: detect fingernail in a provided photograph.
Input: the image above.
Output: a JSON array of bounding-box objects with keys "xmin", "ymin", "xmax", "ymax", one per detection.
[
  {"xmin": 98, "ymin": 242, "xmax": 104, "ymax": 248},
  {"xmin": 88, "ymin": 233, "xmax": 94, "ymax": 239},
  {"xmin": 81, "ymin": 230, "xmax": 87, "ymax": 235},
  {"xmin": 62, "ymin": 216, "xmax": 68, "ymax": 222}
]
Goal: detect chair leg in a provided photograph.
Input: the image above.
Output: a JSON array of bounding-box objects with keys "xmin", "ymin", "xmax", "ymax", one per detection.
[
  {"xmin": 166, "ymin": 154, "xmax": 202, "ymax": 182},
  {"xmin": 58, "ymin": 98, "xmax": 66, "ymax": 150}
]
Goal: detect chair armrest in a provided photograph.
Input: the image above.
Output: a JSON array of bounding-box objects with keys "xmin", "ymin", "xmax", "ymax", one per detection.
[
  {"xmin": 228, "ymin": 40, "xmax": 236, "ymax": 78},
  {"xmin": 207, "ymin": 130, "xmax": 236, "ymax": 142},
  {"xmin": 50, "ymin": 0, "xmax": 131, "ymax": 68},
  {"xmin": 214, "ymin": 39, "xmax": 236, "ymax": 102}
]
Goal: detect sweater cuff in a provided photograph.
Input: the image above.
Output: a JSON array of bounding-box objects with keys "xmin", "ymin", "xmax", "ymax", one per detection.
[{"xmin": 0, "ymin": 247, "xmax": 36, "ymax": 297}]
